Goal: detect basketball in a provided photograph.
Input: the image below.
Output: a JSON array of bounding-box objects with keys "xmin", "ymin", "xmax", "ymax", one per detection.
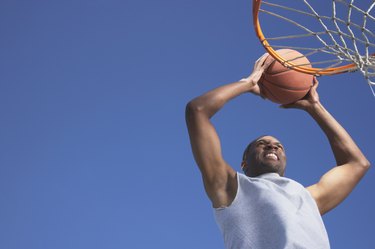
[{"xmin": 258, "ymin": 49, "xmax": 314, "ymax": 104}]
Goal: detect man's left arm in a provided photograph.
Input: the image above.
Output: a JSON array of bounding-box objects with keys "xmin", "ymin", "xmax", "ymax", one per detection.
[{"xmin": 284, "ymin": 80, "xmax": 371, "ymax": 215}]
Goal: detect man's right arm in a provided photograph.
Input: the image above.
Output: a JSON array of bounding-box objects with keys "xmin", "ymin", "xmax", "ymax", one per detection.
[
  {"xmin": 185, "ymin": 81, "xmax": 249, "ymax": 207},
  {"xmin": 185, "ymin": 54, "xmax": 270, "ymax": 207},
  {"xmin": 185, "ymin": 100, "xmax": 236, "ymax": 208}
]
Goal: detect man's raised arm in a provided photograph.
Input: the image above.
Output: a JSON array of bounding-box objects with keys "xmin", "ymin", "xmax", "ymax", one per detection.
[
  {"xmin": 185, "ymin": 54, "xmax": 270, "ymax": 208},
  {"xmin": 284, "ymin": 80, "xmax": 371, "ymax": 215}
]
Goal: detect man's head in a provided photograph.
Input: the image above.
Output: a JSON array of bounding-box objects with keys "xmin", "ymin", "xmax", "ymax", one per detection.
[{"xmin": 241, "ymin": 135, "xmax": 287, "ymax": 177}]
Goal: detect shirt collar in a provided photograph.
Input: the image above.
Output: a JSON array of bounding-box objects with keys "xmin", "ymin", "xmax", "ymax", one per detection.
[{"xmin": 257, "ymin": 172, "xmax": 281, "ymax": 179}]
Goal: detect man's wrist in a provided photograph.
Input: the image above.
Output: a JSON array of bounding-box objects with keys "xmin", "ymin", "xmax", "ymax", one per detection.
[
  {"xmin": 237, "ymin": 78, "xmax": 255, "ymax": 91},
  {"xmin": 305, "ymin": 101, "xmax": 324, "ymax": 115}
]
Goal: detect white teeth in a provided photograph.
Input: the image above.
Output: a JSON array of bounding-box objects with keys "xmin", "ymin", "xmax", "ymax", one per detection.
[{"xmin": 265, "ymin": 153, "xmax": 278, "ymax": 160}]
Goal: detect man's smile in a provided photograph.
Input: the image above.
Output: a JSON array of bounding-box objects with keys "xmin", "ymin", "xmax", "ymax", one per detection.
[{"xmin": 264, "ymin": 152, "xmax": 278, "ymax": 160}]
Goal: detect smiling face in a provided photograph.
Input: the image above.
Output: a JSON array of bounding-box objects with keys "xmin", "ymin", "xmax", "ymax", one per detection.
[{"xmin": 241, "ymin": 135, "xmax": 287, "ymax": 177}]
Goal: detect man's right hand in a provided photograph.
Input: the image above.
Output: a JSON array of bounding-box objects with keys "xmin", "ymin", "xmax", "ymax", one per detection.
[{"xmin": 240, "ymin": 53, "xmax": 273, "ymax": 97}]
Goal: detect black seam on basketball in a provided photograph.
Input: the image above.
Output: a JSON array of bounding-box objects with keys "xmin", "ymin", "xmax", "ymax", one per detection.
[
  {"xmin": 259, "ymin": 81, "xmax": 282, "ymax": 103},
  {"xmin": 263, "ymin": 77, "xmax": 312, "ymax": 91}
]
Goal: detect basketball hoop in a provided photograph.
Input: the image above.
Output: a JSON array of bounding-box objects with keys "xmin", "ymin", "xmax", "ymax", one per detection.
[{"xmin": 253, "ymin": 0, "xmax": 375, "ymax": 96}]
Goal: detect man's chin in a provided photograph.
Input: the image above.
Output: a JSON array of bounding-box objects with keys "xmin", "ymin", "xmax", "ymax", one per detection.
[
  {"xmin": 247, "ymin": 160, "xmax": 285, "ymax": 176},
  {"xmin": 260, "ymin": 163, "xmax": 282, "ymax": 175}
]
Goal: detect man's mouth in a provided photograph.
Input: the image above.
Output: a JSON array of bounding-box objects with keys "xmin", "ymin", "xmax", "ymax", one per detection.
[{"xmin": 264, "ymin": 152, "xmax": 278, "ymax": 160}]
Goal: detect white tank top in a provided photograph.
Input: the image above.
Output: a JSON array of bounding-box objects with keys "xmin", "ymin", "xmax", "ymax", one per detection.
[{"xmin": 214, "ymin": 173, "xmax": 330, "ymax": 249}]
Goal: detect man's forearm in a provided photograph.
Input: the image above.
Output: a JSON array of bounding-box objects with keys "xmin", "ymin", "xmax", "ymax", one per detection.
[
  {"xmin": 187, "ymin": 80, "xmax": 253, "ymax": 118},
  {"xmin": 307, "ymin": 102, "xmax": 369, "ymax": 167}
]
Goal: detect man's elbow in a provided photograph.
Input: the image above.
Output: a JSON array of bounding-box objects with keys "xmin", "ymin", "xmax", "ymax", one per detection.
[
  {"xmin": 185, "ymin": 100, "xmax": 205, "ymax": 121},
  {"xmin": 362, "ymin": 158, "xmax": 371, "ymax": 170},
  {"xmin": 355, "ymin": 157, "xmax": 371, "ymax": 171}
]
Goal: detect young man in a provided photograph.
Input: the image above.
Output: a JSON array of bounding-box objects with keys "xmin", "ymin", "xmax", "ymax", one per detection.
[{"xmin": 185, "ymin": 54, "xmax": 370, "ymax": 248}]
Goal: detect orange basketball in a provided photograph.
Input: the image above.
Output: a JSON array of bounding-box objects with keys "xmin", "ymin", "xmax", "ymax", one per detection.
[{"xmin": 258, "ymin": 49, "xmax": 313, "ymax": 104}]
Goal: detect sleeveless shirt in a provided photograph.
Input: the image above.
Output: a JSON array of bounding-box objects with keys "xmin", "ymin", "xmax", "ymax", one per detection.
[{"xmin": 214, "ymin": 173, "xmax": 330, "ymax": 249}]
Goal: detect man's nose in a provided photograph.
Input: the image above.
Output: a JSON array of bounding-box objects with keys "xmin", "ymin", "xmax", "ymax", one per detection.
[{"xmin": 265, "ymin": 143, "xmax": 278, "ymax": 150}]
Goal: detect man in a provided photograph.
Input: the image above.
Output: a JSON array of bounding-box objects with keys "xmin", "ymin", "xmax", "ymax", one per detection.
[{"xmin": 185, "ymin": 54, "xmax": 370, "ymax": 248}]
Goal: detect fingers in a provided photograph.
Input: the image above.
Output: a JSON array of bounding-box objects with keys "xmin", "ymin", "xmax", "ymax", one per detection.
[
  {"xmin": 261, "ymin": 54, "xmax": 274, "ymax": 69},
  {"xmin": 254, "ymin": 52, "xmax": 270, "ymax": 70},
  {"xmin": 255, "ymin": 52, "xmax": 268, "ymax": 63},
  {"xmin": 308, "ymin": 76, "xmax": 319, "ymax": 96},
  {"xmin": 312, "ymin": 76, "xmax": 319, "ymax": 88},
  {"xmin": 259, "ymin": 52, "xmax": 269, "ymax": 64},
  {"xmin": 244, "ymin": 52, "xmax": 271, "ymax": 89}
]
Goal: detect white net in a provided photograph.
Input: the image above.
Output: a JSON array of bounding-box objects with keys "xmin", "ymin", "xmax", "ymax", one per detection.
[{"xmin": 256, "ymin": 0, "xmax": 375, "ymax": 95}]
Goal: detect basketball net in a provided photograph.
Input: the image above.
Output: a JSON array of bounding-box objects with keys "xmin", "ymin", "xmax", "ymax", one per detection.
[{"xmin": 253, "ymin": 0, "xmax": 375, "ymax": 96}]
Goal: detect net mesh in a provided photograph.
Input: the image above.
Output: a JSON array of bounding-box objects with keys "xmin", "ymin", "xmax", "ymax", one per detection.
[{"xmin": 256, "ymin": 0, "xmax": 375, "ymax": 95}]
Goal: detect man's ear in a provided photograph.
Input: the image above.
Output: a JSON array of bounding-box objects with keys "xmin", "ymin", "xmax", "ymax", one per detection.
[{"xmin": 241, "ymin": 161, "xmax": 247, "ymax": 173}]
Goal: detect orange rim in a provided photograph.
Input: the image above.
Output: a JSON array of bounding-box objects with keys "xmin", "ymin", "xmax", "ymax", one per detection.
[{"xmin": 252, "ymin": 0, "xmax": 358, "ymax": 75}]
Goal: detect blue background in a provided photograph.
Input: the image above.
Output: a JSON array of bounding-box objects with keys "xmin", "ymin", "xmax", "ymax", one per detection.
[{"xmin": 0, "ymin": 0, "xmax": 374, "ymax": 248}]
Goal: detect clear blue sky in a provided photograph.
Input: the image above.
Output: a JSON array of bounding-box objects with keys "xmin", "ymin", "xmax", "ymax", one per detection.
[{"xmin": 0, "ymin": 0, "xmax": 374, "ymax": 248}]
